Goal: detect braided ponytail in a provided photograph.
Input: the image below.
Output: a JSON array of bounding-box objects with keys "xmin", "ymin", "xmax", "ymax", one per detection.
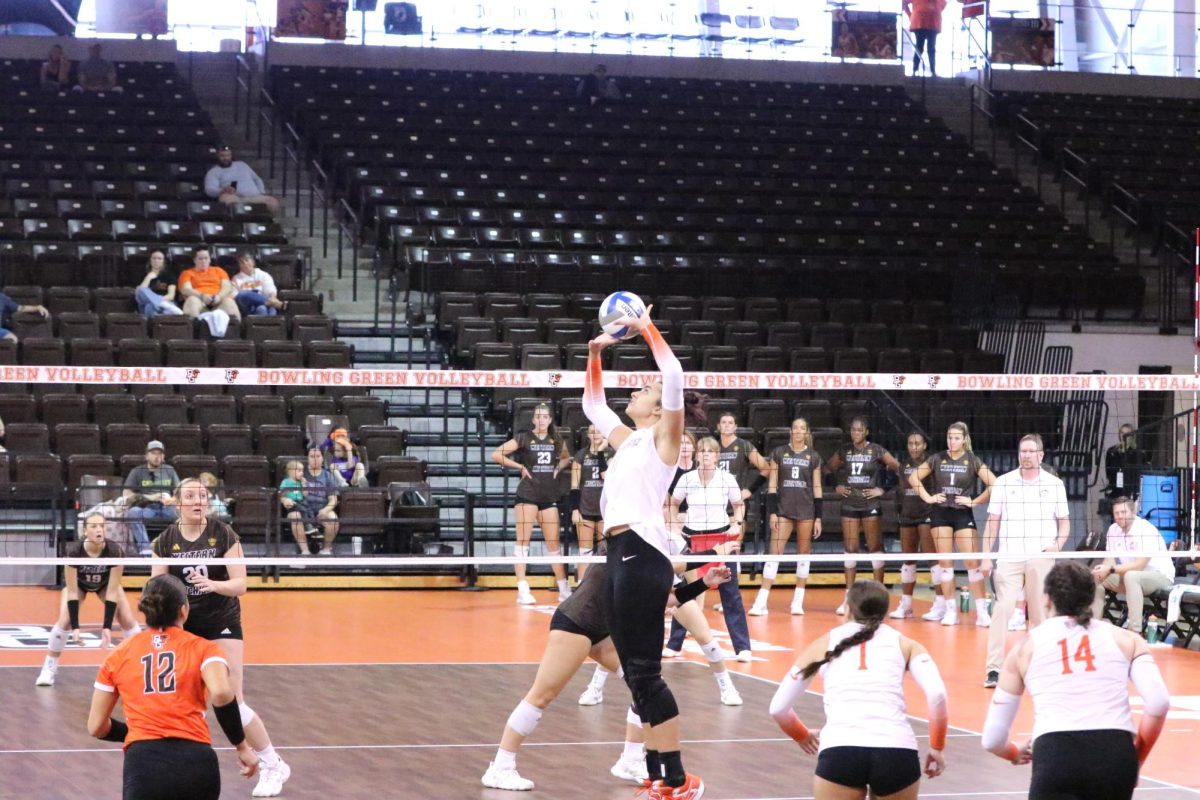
[{"xmin": 800, "ymin": 580, "xmax": 890, "ymax": 680}]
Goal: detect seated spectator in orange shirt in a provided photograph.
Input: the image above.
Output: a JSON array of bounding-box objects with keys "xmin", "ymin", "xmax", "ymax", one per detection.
[{"xmin": 177, "ymin": 246, "xmax": 240, "ymax": 328}]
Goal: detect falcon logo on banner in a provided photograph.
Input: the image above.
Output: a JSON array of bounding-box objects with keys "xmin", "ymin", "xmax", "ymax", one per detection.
[{"xmin": 990, "ymin": 16, "xmax": 1056, "ymax": 66}]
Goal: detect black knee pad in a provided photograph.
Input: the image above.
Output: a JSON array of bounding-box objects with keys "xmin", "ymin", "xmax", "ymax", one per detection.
[{"xmin": 624, "ymin": 657, "xmax": 679, "ymax": 726}]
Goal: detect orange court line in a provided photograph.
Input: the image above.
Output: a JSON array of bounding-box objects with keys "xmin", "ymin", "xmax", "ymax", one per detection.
[{"xmin": 3, "ymin": 584, "xmax": 1197, "ymax": 790}]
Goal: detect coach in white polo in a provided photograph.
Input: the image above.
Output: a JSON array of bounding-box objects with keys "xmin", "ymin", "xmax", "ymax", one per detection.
[
  {"xmin": 1090, "ymin": 495, "xmax": 1174, "ymax": 635},
  {"xmin": 979, "ymin": 433, "xmax": 1069, "ymax": 689}
]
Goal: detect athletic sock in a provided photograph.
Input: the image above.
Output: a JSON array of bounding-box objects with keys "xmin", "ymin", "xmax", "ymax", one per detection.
[
  {"xmin": 622, "ymin": 740, "xmax": 645, "ymax": 760},
  {"xmin": 493, "ymin": 747, "xmax": 517, "ymax": 769},
  {"xmin": 792, "ymin": 587, "xmax": 806, "ymax": 605},
  {"xmin": 556, "ymin": 579, "xmax": 569, "ymax": 594},
  {"xmin": 44, "ymin": 655, "xmax": 59, "ymax": 669},
  {"xmin": 589, "ymin": 666, "xmax": 609, "ymax": 690},
  {"xmin": 645, "ymin": 750, "xmax": 662, "ymax": 782},
  {"xmin": 660, "ymin": 750, "xmax": 685, "ymax": 787},
  {"xmin": 255, "ymin": 744, "xmax": 280, "ymax": 767},
  {"xmin": 714, "ymin": 669, "xmax": 732, "ymax": 691},
  {"xmin": 898, "ymin": 594, "xmax": 912, "ymax": 609}
]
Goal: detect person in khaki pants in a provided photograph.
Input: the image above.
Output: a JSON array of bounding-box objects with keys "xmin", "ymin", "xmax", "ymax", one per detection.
[
  {"xmin": 979, "ymin": 434, "xmax": 1070, "ymax": 689},
  {"xmin": 1090, "ymin": 496, "xmax": 1175, "ymax": 635}
]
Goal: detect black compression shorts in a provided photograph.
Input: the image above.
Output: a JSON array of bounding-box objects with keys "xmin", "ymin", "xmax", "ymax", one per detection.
[
  {"xmin": 550, "ymin": 607, "xmax": 607, "ymax": 646},
  {"xmin": 930, "ymin": 506, "xmax": 977, "ymax": 530},
  {"xmin": 841, "ymin": 504, "xmax": 882, "ymax": 520},
  {"xmin": 1029, "ymin": 729, "xmax": 1139, "ymax": 800},
  {"xmin": 185, "ymin": 620, "xmax": 243, "ymax": 641},
  {"xmin": 815, "ymin": 746, "xmax": 921, "ymax": 796},
  {"xmin": 124, "ymin": 738, "xmax": 220, "ymax": 800}
]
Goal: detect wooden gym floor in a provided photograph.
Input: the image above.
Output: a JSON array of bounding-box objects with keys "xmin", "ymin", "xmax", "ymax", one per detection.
[{"xmin": 2, "ymin": 584, "xmax": 1198, "ymax": 799}]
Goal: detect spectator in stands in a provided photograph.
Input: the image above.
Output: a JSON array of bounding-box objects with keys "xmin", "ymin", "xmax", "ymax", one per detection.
[
  {"xmin": 134, "ymin": 250, "xmax": 183, "ymax": 318},
  {"xmin": 177, "ymin": 245, "xmax": 240, "ymax": 333},
  {"xmin": 1090, "ymin": 496, "xmax": 1175, "ymax": 636},
  {"xmin": 39, "ymin": 44, "xmax": 72, "ymax": 91},
  {"xmin": 198, "ymin": 471, "xmax": 229, "ymax": 519},
  {"xmin": 231, "ymin": 252, "xmax": 286, "ymax": 318},
  {"xmin": 323, "ymin": 428, "xmax": 368, "ymax": 488},
  {"xmin": 204, "ymin": 146, "xmax": 281, "ymax": 215},
  {"xmin": 76, "ymin": 43, "xmax": 120, "ymax": 93},
  {"xmin": 1105, "ymin": 423, "xmax": 1147, "ymax": 499},
  {"xmin": 122, "ymin": 440, "xmax": 179, "ymax": 556},
  {"xmin": 0, "ymin": 290, "xmax": 50, "ymax": 343},
  {"xmin": 903, "ymin": 0, "xmax": 946, "ymax": 76},
  {"xmin": 576, "ymin": 64, "xmax": 621, "ymax": 106},
  {"xmin": 279, "ymin": 448, "xmax": 343, "ymax": 558}
]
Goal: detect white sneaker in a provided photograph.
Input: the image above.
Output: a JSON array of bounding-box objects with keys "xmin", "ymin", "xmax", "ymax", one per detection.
[
  {"xmin": 252, "ymin": 758, "xmax": 291, "ymax": 797},
  {"xmin": 516, "ymin": 590, "xmax": 536, "ymax": 605},
  {"xmin": 35, "ymin": 666, "xmax": 56, "ymax": 687},
  {"xmin": 713, "ymin": 603, "xmax": 724, "ymax": 613},
  {"xmin": 662, "ymin": 647, "xmax": 682, "ymax": 658},
  {"xmin": 975, "ymin": 607, "xmax": 992, "ymax": 628},
  {"xmin": 889, "ymin": 603, "xmax": 914, "ymax": 619},
  {"xmin": 835, "ymin": 602, "xmax": 847, "ymax": 615},
  {"xmin": 610, "ymin": 754, "xmax": 649, "ymax": 784},
  {"xmin": 578, "ymin": 685, "xmax": 604, "ymax": 706},
  {"xmin": 1008, "ymin": 610, "xmax": 1027, "ymax": 631},
  {"xmin": 789, "ymin": 601, "xmax": 805, "ymax": 615},
  {"xmin": 747, "ymin": 602, "xmax": 769, "ymax": 617},
  {"xmin": 922, "ymin": 605, "xmax": 946, "ymax": 622},
  {"xmin": 735, "ymin": 649, "xmax": 752, "ymax": 662},
  {"xmin": 940, "ymin": 610, "xmax": 959, "ymax": 626},
  {"xmin": 720, "ymin": 685, "xmax": 744, "ymax": 706},
  {"xmin": 482, "ymin": 762, "xmax": 534, "ymax": 791}
]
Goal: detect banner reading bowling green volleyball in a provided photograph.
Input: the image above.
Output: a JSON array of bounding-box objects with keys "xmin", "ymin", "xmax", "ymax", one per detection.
[
  {"xmin": 831, "ymin": 10, "xmax": 898, "ymax": 60},
  {"xmin": 990, "ymin": 16, "xmax": 1056, "ymax": 66}
]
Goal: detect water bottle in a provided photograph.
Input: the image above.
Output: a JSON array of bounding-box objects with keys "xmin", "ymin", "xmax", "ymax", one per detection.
[
  {"xmin": 1146, "ymin": 616, "xmax": 1161, "ymax": 645},
  {"xmin": 958, "ymin": 586, "xmax": 970, "ymax": 613},
  {"xmin": 982, "ymin": 592, "xmax": 994, "ymax": 617}
]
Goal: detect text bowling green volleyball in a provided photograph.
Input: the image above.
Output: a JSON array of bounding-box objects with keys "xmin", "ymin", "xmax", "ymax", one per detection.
[{"xmin": 598, "ymin": 291, "xmax": 646, "ymax": 339}]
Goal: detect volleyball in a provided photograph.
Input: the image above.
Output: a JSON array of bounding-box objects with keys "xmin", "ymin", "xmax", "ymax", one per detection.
[{"xmin": 598, "ymin": 291, "xmax": 646, "ymax": 339}]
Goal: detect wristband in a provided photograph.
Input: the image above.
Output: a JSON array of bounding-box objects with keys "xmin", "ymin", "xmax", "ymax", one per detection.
[
  {"xmin": 213, "ymin": 698, "xmax": 246, "ymax": 746},
  {"xmin": 68, "ymin": 599, "xmax": 80, "ymax": 631},
  {"xmin": 100, "ymin": 719, "xmax": 129, "ymax": 743},
  {"xmin": 672, "ymin": 577, "xmax": 708, "ymax": 605},
  {"xmin": 569, "ymin": 489, "xmax": 581, "ymax": 511},
  {"xmin": 103, "ymin": 601, "xmax": 117, "ymax": 630},
  {"xmin": 748, "ymin": 473, "xmax": 767, "ymax": 494},
  {"xmin": 814, "ymin": 498, "xmax": 823, "ymax": 518}
]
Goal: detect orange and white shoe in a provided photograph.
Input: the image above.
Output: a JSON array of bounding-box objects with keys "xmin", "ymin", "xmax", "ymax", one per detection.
[{"xmin": 658, "ymin": 773, "xmax": 705, "ymax": 799}]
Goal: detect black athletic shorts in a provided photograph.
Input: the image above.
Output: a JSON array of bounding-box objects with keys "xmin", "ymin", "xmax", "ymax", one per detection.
[
  {"xmin": 579, "ymin": 512, "xmax": 603, "ymax": 523},
  {"xmin": 1029, "ymin": 729, "xmax": 1139, "ymax": 800},
  {"xmin": 124, "ymin": 738, "xmax": 220, "ymax": 800},
  {"xmin": 550, "ymin": 607, "xmax": 607, "ymax": 646},
  {"xmin": 930, "ymin": 506, "xmax": 977, "ymax": 530},
  {"xmin": 898, "ymin": 515, "xmax": 931, "ymax": 527},
  {"xmin": 841, "ymin": 504, "xmax": 882, "ymax": 520},
  {"xmin": 815, "ymin": 746, "xmax": 921, "ymax": 796},
  {"xmin": 516, "ymin": 494, "xmax": 558, "ymax": 511},
  {"xmin": 185, "ymin": 620, "xmax": 243, "ymax": 641}
]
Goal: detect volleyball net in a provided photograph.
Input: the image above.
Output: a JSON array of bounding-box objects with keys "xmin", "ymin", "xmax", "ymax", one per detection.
[{"xmin": 0, "ymin": 365, "xmax": 1195, "ymax": 581}]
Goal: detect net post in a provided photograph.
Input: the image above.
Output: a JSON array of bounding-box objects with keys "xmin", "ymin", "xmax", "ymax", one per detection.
[{"xmin": 1192, "ymin": 227, "xmax": 1199, "ymax": 548}]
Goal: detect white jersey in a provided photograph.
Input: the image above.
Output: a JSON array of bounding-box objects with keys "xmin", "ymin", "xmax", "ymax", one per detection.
[
  {"xmin": 1025, "ymin": 616, "xmax": 1134, "ymax": 740},
  {"xmin": 672, "ymin": 469, "xmax": 740, "ymax": 531},
  {"xmin": 818, "ymin": 622, "xmax": 917, "ymax": 751},
  {"xmin": 601, "ymin": 427, "xmax": 677, "ymax": 557}
]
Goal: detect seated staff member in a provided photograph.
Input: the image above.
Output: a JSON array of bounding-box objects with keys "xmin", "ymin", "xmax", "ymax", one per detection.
[
  {"xmin": 891, "ymin": 432, "xmax": 934, "ymax": 620},
  {"xmin": 88, "ymin": 573, "xmax": 259, "ymax": 800},
  {"xmin": 37, "ymin": 513, "xmax": 141, "ymax": 687},
  {"xmin": 981, "ymin": 560, "xmax": 1170, "ymax": 800},
  {"xmin": 570, "ymin": 424, "xmax": 611, "ymax": 582},
  {"xmin": 751, "ymin": 417, "xmax": 823, "ymax": 617},
  {"xmin": 911, "ymin": 422, "xmax": 997, "ymax": 627},
  {"xmin": 1090, "ymin": 496, "xmax": 1175, "ymax": 637},
  {"xmin": 825, "ymin": 417, "xmax": 901, "ymax": 612},
  {"xmin": 769, "ymin": 580, "xmax": 949, "ymax": 800},
  {"xmin": 492, "ymin": 403, "xmax": 572, "ymax": 604},
  {"xmin": 665, "ymin": 436, "xmax": 753, "ymax": 662}
]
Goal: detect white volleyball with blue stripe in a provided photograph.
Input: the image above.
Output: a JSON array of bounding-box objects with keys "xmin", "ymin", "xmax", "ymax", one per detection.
[{"xmin": 598, "ymin": 291, "xmax": 646, "ymax": 340}]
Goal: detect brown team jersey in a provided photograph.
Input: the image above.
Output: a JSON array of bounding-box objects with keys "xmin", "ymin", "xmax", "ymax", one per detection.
[
  {"xmin": 899, "ymin": 455, "xmax": 933, "ymax": 522},
  {"xmin": 718, "ymin": 438, "xmax": 757, "ymax": 491},
  {"xmin": 769, "ymin": 444, "xmax": 822, "ymax": 520},
  {"xmin": 68, "ymin": 540, "xmax": 123, "ymax": 595},
  {"xmin": 573, "ymin": 446, "xmax": 611, "ymax": 517},
  {"xmin": 514, "ymin": 431, "xmax": 568, "ymax": 505},
  {"xmin": 926, "ymin": 450, "xmax": 986, "ymax": 506},
  {"xmin": 836, "ymin": 442, "xmax": 893, "ymax": 511},
  {"xmin": 151, "ymin": 519, "xmax": 241, "ymax": 631}
]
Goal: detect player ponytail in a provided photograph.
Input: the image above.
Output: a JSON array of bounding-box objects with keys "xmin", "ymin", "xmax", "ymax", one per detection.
[
  {"xmin": 138, "ymin": 573, "xmax": 189, "ymax": 629},
  {"xmin": 1043, "ymin": 560, "xmax": 1094, "ymax": 627},
  {"xmin": 800, "ymin": 580, "xmax": 889, "ymax": 680},
  {"xmin": 683, "ymin": 391, "xmax": 708, "ymax": 428},
  {"xmin": 948, "ymin": 421, "xmax": 973, "ymax": 452}
]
